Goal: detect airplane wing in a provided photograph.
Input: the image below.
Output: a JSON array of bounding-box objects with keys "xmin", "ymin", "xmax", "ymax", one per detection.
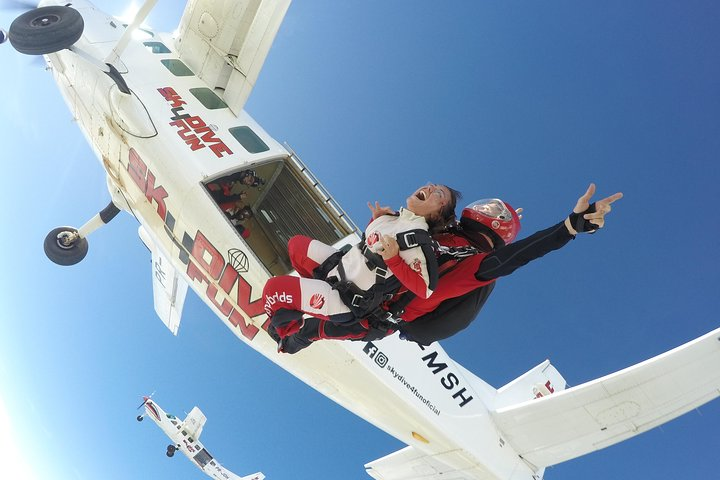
[
  {"xmin": 491, "ymin": 327, "xmax": 720, "ymax": 468},
  {"xmin": 182, "ymin": 406, "xmax": 207, "ymax": 440},
  {"xmin": 138, "ymin": 226, "xmax": 189, "ymax": 335},
  {"xmin": 173, "ymin": 0, "xmax": 292, "ymax": 115},
  {"xmin": 150, "ymin": 240, "xmax": 189, "ymax": 336},
  {"xmin": 365, "ymin": 446, "xmax": 492, "ymax": 480}
]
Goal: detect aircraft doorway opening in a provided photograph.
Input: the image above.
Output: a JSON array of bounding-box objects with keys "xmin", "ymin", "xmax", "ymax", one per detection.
[{"xmin": 204, "ymin": 156, "xmax": 356, "ymax": 276}]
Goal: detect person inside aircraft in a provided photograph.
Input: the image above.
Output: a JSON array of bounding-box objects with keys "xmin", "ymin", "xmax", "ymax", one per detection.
[
  {"xmin": 271, "ymin": 183, "xmax": 623, "ymax": 353},
  {"xmin": 237, "ymin": 169, "xmax": 265, "ymax": 188},
  {"xmin": 221, "ymin": 202, "xmax": 253, "ymax": 238},
  {"xmin": 206, "ymin": 169, "xmax": 265, "ymax": 204},
  {"xmin": 261, "ymin": 183, "xmax": 461, "ymax": 346}
]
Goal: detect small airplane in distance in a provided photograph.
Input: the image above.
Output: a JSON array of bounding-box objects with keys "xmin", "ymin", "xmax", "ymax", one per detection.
[{"xmin": 137, "ymin": 396, "xmax": 264, "ymax": 480}]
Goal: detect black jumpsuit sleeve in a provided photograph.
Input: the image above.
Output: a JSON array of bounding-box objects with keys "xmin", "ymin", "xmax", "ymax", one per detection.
[{"xmin": 476, "ymin": 221, "xmax": 574, "ymax": 281}]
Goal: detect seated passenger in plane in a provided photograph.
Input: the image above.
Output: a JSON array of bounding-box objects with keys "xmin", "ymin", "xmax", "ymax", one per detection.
[
  {"xmin": 222, "ymin": 203, "xmax": 253, "ymax": 238},
  {"xmin": 261, "ymin": 183, "xmax": 461, "ymax": 347},
  {"xmin": 272, "ymin": 184, "xmax": 622, "ymax": 353},
  {"xmin": 207, "ymin": 169, "xmax": 265, "ymax": 204}
]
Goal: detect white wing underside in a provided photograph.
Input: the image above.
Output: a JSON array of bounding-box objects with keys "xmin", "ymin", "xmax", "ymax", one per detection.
[
  {"xmin": 182, "ymin": 406, "xmax": 207, "ymax": 440},
  {"xmin": 174, "ymin": 0, "xmax": 291, "ymax": 115},
  {"xmin": 491, "ymin": 327, "xmax": 720, "ymax": 468},
  {"xmin": 365, "ymin": 446, "xmax": 496, "ymax": 480},
  {"xmin": 150, "ymin": 243, "xmax": 188, "ymax": 336}
]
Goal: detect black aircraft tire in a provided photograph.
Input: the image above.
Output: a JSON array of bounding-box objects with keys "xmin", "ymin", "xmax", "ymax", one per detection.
[
  {"xmin": 9, "ymin": 6, "xmax": 84, "ymax": 55},
  {"xmin": 44, "ymin": 227, "xmax": 88, "ymax": 266}
]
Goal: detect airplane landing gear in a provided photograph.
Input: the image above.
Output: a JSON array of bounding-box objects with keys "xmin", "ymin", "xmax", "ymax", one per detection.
[
  {"xmin": 44, "ymin": 201, "xmax": 120, "ymax": 266},
  {"xmin": 136, "ymin": 415, "xmax": 144, "ymax": 422},
  {"xmin": 44, "ymin": 227, "xmax": 88, "ymax": 266},
  {"xmin": 166, "ymin": 445, "xmax": 176, "ymax": 457},
  {"xmin": 9, "ymin": 6, "xmax": 85, "ymax": 55}
]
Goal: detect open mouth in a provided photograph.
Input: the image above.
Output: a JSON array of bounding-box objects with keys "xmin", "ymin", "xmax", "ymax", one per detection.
[{"xmin": 415, "ymin": 190, "xmax": 427, "ymax": 201}]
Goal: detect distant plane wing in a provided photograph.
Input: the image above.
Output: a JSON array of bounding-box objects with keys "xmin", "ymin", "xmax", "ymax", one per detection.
[
  {"xmin": 173, "ymin": 0, "xmax": 292, "ymax": 115},
  {"xmin": 182, "ymin": 406, "xmax": 207, "ymax": 440},
  {"xmin": 491, "ymin": 327, "xmax": 720, "ymax": 468}
]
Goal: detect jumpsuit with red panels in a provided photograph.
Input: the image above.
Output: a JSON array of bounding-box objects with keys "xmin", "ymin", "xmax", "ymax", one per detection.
[
  {"xmin": 262, "ymin": 209, "xmax": 438, "ymax": 338},
  {"xmin": 281, "ymin": 220, "xmax": 575, "ymax": 349}
]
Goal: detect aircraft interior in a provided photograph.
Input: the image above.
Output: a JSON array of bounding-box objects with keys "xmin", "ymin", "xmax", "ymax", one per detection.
[{"xmin": 203, "ymin": 156, "xmax": 356, "ymax": 276}]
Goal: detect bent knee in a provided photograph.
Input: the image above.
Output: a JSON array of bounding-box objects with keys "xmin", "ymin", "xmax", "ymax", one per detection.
[{"xmin": 288, "ymin": 235, "xmax": 313, "ymax": 252}]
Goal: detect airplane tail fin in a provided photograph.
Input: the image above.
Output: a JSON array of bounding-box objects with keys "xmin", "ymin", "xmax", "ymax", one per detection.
[{"xmin": 492, "ymin": 360, "xmax": 568, "ymax": 411}]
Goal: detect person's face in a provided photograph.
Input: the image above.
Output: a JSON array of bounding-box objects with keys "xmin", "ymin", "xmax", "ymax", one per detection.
[
  {"xmin": 472, "ymin": 199, "xmax": 511, "ymax": 220},
  {"xmin": 242, "ymin": 175, "xmax": 255, "ymax": 185},
  {"xmin": 406, "ymin": 183, "xmax": 451, "ymax": 219},
  {"xmin": 475, "ymin": 201, "xmax": 503, "ymax": 217}
]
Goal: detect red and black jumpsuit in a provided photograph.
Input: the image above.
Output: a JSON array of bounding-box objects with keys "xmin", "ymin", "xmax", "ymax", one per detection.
[
  {"xmin": 262, "ymin": 209, "xmax": 438, "ymax": 339},
  {"xmin": 279, "ymin": 220, "xmax": 576, "ymax": 352}
]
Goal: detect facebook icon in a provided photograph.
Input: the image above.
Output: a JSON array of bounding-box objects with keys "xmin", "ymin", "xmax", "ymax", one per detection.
[
  {"xmin": 363, "ymin": 342, "xmax": 389, "ymax": 367},
  {"xmin": 363, "ymin": 342, "xmax": 378, "ymax": 359}
]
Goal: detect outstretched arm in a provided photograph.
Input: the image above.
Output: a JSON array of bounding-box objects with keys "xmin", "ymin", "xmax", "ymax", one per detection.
[{"xmin": 477, "ymin": 184, "xmax": 623, "ymax": 281}]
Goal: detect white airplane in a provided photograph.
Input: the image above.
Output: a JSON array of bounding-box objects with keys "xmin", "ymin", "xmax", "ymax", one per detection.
[
  {"xmin": 137, "ymin": 396, "xmax": 264, "ymax": 480},
  {"xmin": 3, "ymin": 1, "xmax": 719, "ymax": 479}
]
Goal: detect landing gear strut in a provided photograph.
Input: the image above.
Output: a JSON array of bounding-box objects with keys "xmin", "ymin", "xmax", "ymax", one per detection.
[{"xmin": 44, "ymin": 201, "xmax": 120, "ymax": 266}]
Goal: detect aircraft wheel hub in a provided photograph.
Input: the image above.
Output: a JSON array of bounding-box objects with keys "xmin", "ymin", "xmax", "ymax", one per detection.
[{"xmin": 30, "ymin": 14, "xmax": 61, "ymax": 29}]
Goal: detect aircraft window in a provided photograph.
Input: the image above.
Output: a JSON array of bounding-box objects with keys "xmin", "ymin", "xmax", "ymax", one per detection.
[
  {"xmin": 189, "ymin": 437, "xmax": 195, "ymax": 443},
  {"xmin": 229, "ymin": 126, "xmax": 269, "ymax": 154},
  {"xmin": 203, "ymin": 158, "xmax": 355, "ymax": 275},
  {"xmin": 161, "ymin": 59, "xmax": 194, "ymax": 77},
  {"xmin": 170, "ymin": 420, "xmax": 178, "ymax": 426},
  {"xmin": 182, "ymin": 430, "xmax": 188, "ymax": 436},
  {"xmin": 190, "ymin": 88, "xmax": 228, "ymax": 110},
  {"xmin": 193, "ymin": 449, "xmax": 214, "ymax": 468},
  {"xmin": 144, "ymin": 41, "xmax": 170, "ymax": 54}
]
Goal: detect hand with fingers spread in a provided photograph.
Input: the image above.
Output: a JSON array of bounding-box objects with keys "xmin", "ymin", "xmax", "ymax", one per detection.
[
  {"xmin": 367, "ymin": 201, "xmax": 395, "ymax": 220},
  {"xmin": 378, "ymin": 234, "xmax": 400, "ymax": 260},
  {"xmin": 565, "ymin": 183, "xmax": 623, "ymax": 234}
]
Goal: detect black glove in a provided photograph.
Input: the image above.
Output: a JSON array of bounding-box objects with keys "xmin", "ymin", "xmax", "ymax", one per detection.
[{"xmin": 568, "ymin": 202, "xmax": 598, "ymax": 234}]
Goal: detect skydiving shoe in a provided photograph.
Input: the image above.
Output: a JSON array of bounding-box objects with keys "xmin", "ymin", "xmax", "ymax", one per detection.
[{"xmin": 270, "ymin": 308, "xmax": 304, "ymax": 329}]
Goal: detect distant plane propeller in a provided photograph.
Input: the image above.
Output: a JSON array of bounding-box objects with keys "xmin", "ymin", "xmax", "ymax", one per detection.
[
  {"xmin": 137, "ymin": 391, "xmax": 157, "ymax": 409},
  {"xmin": 136, "ymin": 392, "xmax": 156, "ymax": 422}
]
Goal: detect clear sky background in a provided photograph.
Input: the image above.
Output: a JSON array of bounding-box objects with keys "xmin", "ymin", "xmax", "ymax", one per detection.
[{"xmin": 1, "ymin": 1, "xmax": 719, "ymax": 479}]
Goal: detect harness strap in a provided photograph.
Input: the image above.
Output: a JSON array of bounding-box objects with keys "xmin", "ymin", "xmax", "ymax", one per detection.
[
  {"xmin": 328, "ymin": 258, "xmax": 400, "ymax": 319},
  {"xmin": 313, "ymin": 250, "xmax": 345, "ymax": 280}
]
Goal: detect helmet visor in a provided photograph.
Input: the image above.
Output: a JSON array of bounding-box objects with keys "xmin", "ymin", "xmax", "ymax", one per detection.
[{"xmin": 466, "ymin": 199, "xmax": 513, "ymax": 221}]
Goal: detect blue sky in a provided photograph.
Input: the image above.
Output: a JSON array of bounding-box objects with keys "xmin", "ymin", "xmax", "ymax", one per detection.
[{"xmin": 1, "ymin": 1, "xmax": 719, "ymax": 479}]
